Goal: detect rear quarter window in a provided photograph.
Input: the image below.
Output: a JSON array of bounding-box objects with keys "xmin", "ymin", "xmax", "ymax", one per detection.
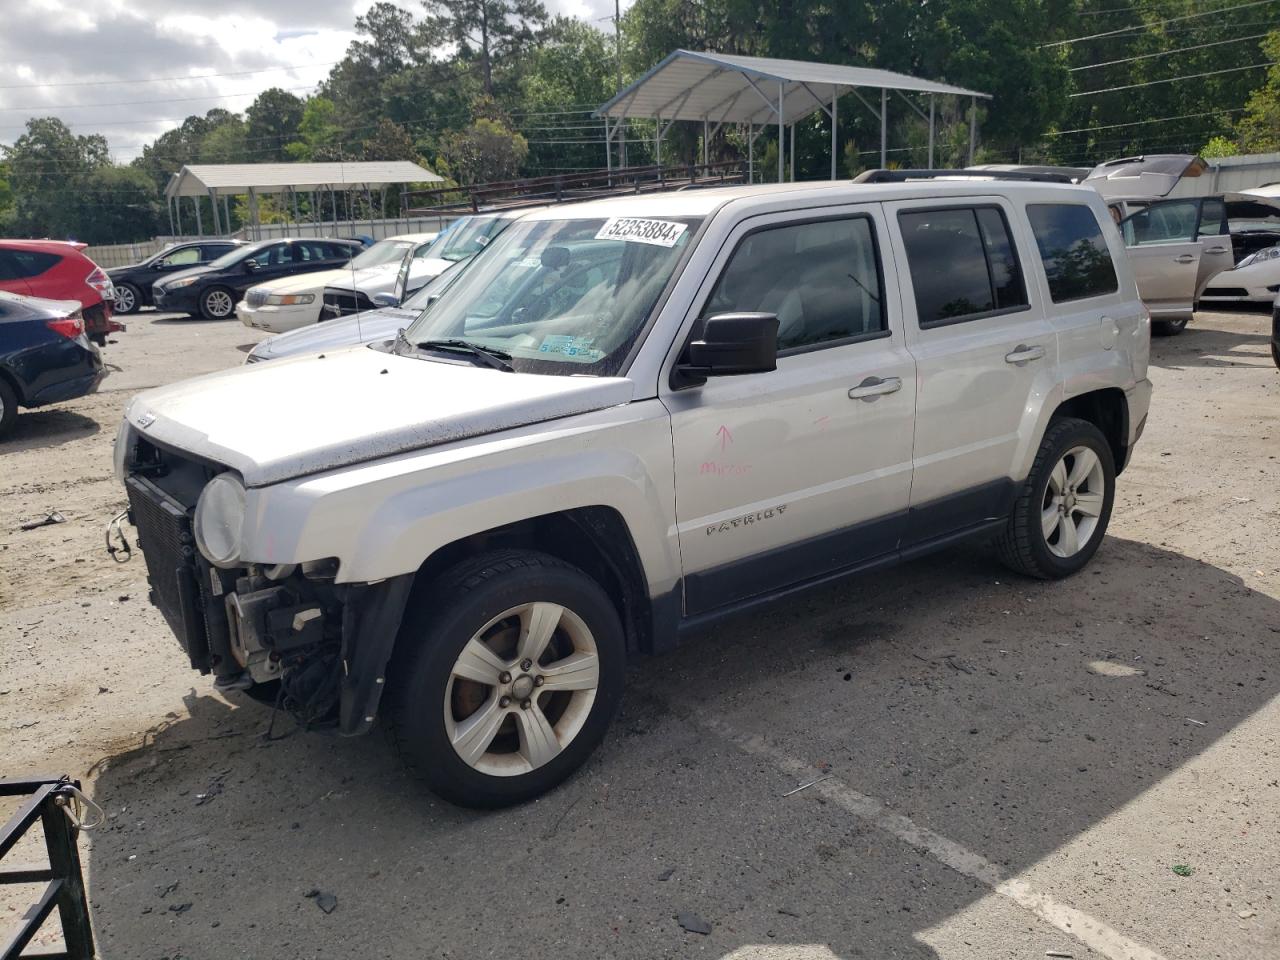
[
  {"xmin": 0, "ymin": 249, "xmax": 62, "ymax": 279},
  {"xmin": 1026, "ymin": 204, "xmax": 1119, "ymax": 303}
]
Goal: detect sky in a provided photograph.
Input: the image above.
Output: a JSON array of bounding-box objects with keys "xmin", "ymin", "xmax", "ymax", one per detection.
[{"xmin": 0, "ymin": 0, "xmax": 630, "ymax": 162}]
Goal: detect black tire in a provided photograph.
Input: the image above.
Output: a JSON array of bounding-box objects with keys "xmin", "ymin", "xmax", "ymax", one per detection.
[
  {"xmin": 385, "ymin": 550, "xmax": 625, "ymax": 809},
  {"xmin": 114, "ymin": 282, "xmax": 141, "ymax": 315},
  {"xmin": 997, "ymin": 417, "xmax": 1116, "ymax": 580},
  {"xmin": 199, "ymin": 286, "xmax": 236, "ymax": 320},
  {"xmin": 1271, "ymin": 339, "xmax": 1279, "ymax": 370},
  {"xmin": 0, "ymin": 377, "xmax": 18, "ymax": 439},
  {"xmin": 1152, "ymin": 317, "xmax": 1188, "ymax": 336}
]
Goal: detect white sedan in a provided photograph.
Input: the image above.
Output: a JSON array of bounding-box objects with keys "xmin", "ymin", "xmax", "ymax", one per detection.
[
  {"xmin": 1198, "ymin": 245, "xmax": 1280, "ymax": 305},
  {"xmin": 237, "ymin": 233, "xmax": 435, "ymax": 333}
]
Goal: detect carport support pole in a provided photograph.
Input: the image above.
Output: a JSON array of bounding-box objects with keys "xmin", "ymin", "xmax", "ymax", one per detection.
[
  {"xmin": 928, "ymin": 95, "xmax": 935, "ymax": 169},
  {"xmin": 224, "ymin": 196, "xmax": 231, "ymax": 236},
  {"xmin": 331, "ymin": 188, "xmax": 338, "ymax": 231},
  {"xmin": 703, "ymin": 117, "xmax": 708, "ymax": 171},
  {"xmin": 167, "ymin": 197, "xmax": 175, "ymax": 237},
  {"xmin": 208, "ymin": 188, "xmax": 220, "ymax": 236},
  {"xmin": 292, "ymin": 189, "xmax": 300, "ymax": 232},
  {"xmin": 248, "ymin": 187, "xmax": 260, "ymax": 241},
  {"xmin": 193, "ymin": 197, "xmax": 202, "ymax": 237},
  {"xmin": 831, "ymin": 92, "xmax": 837, "ymax": 180},
  {"xmin": 654, "ymin": 113, "xmax": 661, "ymax": 168},
  {"xmin": 789, "ymin": 123, "xmax": 795, "ymax": 182},
  {"xmin": 173, "ymin": 198, "xmax": 181, "ymax": 237},
  {"xmin": 777, "ymin": 82, "xmax": 784, "ymax": 184},
  {"xmin": 747, "ymin": 122, "xmax": 754, "ymax": 183},
  {"xmin": 968, "ymin": 96, "xmax": 977, "ymax": 165},
  {"xmin": 880, "ymin": 88, "xmax": 887, "ymax": 168}
]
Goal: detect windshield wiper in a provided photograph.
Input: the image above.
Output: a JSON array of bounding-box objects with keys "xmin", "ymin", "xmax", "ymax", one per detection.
[{"xmin": 415, "ymin": 338, "xmax": 514, "ymax": 372}]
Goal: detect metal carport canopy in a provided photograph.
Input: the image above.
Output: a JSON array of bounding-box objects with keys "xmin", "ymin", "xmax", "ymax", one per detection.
[
  {"xmin": 595, "ymin": 49, "xmax": 991, "ymax": 179},
  {"xmin": 164, "ymin": 161, "xmax": 442, "ymax": 199}
]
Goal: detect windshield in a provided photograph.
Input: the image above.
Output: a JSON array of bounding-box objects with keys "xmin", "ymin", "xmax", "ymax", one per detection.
[
  {"xmin": 426, "ymin": 215, "xmax": 512, "ymax": 262},
  {"xmin": 403, "ymin": 215, "xmax": 700, "ymax": 376},
  {"xmin": 349, "ymin": 239, "xmax": 415, "ymax": 270},
  {"xmin": 206, "ymin": 243, "xmax": 263, "ymax": 270}
]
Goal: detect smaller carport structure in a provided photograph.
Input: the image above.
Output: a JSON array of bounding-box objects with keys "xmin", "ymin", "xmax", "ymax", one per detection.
[
  {"xmin": 163, "ymin": 161, "xmax": 444, "ymax": 238},
  {"xmin": 595, "ymin": 50, "xmax": 991, "ymax": 182}
]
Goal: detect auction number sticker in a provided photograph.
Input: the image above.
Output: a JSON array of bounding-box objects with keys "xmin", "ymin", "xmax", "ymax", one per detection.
[{"xmin": 595, "ymin": 217, "xmax": 688, "ymax": 247}]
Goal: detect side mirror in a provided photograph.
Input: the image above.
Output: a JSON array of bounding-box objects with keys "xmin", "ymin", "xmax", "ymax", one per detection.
[
  {"xmin": 152, "ymin": 260, "xmax": 168, "ymax": 270},
  {"xmin": 244, "ymin": 260, "xmax": 260, "ymax": 272},
  {"xmin": 676, "ymin": 312, "xmax": 778, "ymax": 386},
  {"xmin": 371, "ymin": 292, "xmax": 399, "ymax": 308}
]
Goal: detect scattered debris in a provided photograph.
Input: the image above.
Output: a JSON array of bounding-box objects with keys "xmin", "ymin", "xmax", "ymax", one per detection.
[
  {"xmin": 159, "ymin": 881, "xmax": 179, "ymax": 899},
  {"xmin": 1185, "ymin": 718, "xmax": 1207, "ymax": 726},
  {"xmin": 1238, "ymin": 909, "xmax": 1256, "ymax": 919},
  {"xmin": 777, "ymin": 908, "xmax": 801, "ymax": 918},
  {"xmin": 677, "ymin": 912, "xmax": 711, "ymax": 935},
  {"xmin": 1086, "ymin": 660, "xmax": 1146, "ymax": 678},
  {"xmin": 1172, "ymin": 864, "xmax": 1193, "ymax": 877},
  {"xmin": 1046, "ymin": 952, "xmax": 1074, "ymax": 958},
  {"xmin": 782, "ymin": 775, "xmax": 831, "ymax": 797},
  {"xmin": 305, "ymin": 889, "xmax": 338, "ymax": 914},
  {"xmin": 167, "ymin": 903, "xmax": 192, "ymax": 915},
  {"xmin": 657, "ymin": 867, "xmax": 675, "ymax": 881},
  {"xmin": 194, "ymin": 781, "xmax": 225, "ymax": 806},
  {"xmin": 20, "ymin": 510, "xmax": 66, "ymax": 531}
]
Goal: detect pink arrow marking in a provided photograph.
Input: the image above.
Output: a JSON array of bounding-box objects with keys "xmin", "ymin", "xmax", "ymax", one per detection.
[{"xmin": 716, "ymin": 424, "xmax": 733, "ymax": 451}]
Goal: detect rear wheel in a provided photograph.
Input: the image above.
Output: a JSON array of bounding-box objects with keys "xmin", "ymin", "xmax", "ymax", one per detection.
[
  {"xmin": 199, "ymin": 286, "xmax": 235, "ymax": 320},
  {"xmin": 0, "ymin": 378, "xmax": 17, "ymax": 439},
  {"xmin": 1271, "ymin": 340, "xmax": 1279, "ymax": 370},
  {"xmin": 1152, "ymin": 317, "xmax": 1188, "ymax": 336},
  {"xmin": 997, "ymin": 417, "xmax": 1115, "ymax": 580},
  {"xmin": 386, "ymin": 550, "xmax": 625, "ymax": 809},
  {"xmin": 114, "ymin": 282, "xmax": 140, "ymax": 315}
]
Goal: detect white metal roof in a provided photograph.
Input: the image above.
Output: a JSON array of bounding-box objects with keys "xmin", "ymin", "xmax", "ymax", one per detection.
[
  {"xmin": 165, "ymin": 162, "xmax": 443, "ymax": 199},
  {"xmin": 595, "ymin": 50, "xmax": 990, "ymax": 126}
]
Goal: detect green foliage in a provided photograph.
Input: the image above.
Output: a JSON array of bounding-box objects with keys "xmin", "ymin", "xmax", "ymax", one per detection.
[
  {"xmin": 422, "ymin": 0, "xmax": 550, "ymax": 95},
  {"xmin": 245, "ymin": 88, "xmax": 306, "ymax": 162},
  {"xmin": 4, "ymin": 117, "xmax": 110, "ymax": 239},
  {"xmin": 286, "ymin": 98, "xmax": 344, "ymax": 161},
  {"xmin": 439, "ymin": 117, "xmax": 529, "ymax": 183},
  {"xmin": 1235, "ymin": 32, "xmax": 1280, "ymax": 154},
  {"xmin": 1200, "ymin": 135, "xmax": 1237, "ymax": 159}
]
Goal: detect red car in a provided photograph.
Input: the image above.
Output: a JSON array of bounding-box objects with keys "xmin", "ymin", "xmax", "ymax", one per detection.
[{"xmin": 0, "ymin": 240, "xmax": 124, "ymax": 346}]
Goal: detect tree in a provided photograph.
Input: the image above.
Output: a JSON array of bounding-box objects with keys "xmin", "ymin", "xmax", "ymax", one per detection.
[
  {"xmin": 286, "ymin": 98, "xmax": 344, "ymax": 161},
  {"xmin": 519, "ymin": 18, "xmax": 616, "ymax": 172},
  {"xmin": 363, "ymin": 118, "xmax": 419, "ymax": 161},
  {"xmin": 439, "ymin": 117, "xmax": 528, "ymax": 183},
  {"xmin": 1236, "ymin": 32, "xmax": 1280, "ymax": 154},
  {"xmin": 76, "ymin": 166, "xmax": 164, "ymax": 243},
  {"xmin": 422, "ymin": 0, "xmax": 549, "ymax": 96},
  {"xmin": 1201, "ymin": 135, "xmax": 1237, "ymax": 159},
  {"xmin": 245, "ymin": 88, "xmax": 305, "ymax": 162},
  {"xmin": 4, "ymin": 117, "xmax": 111, "ymax": 238}
]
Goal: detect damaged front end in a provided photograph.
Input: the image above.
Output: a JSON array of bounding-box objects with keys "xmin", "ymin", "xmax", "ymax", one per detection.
[{"xmin": 115, "ymin": 434, "xmax": 412, "ymax": 736}]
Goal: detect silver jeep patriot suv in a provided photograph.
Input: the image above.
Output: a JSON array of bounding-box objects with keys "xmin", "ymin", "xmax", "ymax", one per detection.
[{"xmin": 114, "ymin": 174, "xmax": 1152, "ymax": 808}]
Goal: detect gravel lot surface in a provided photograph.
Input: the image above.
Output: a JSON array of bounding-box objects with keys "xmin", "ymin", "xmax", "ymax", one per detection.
[{"xmin": 1, "ymin": 307, "xmax": 1277, "ymax": 959}]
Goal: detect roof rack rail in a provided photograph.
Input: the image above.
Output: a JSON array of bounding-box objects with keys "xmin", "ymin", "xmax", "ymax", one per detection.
[{"xmin": 853, "ymin": 168, "xmax": 1076, "ymax": 185}]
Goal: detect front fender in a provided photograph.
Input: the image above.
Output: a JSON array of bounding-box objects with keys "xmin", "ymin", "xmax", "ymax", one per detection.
[{"xmin": 243, "ymin": 404, "xmax": 679, "ymax": 595}]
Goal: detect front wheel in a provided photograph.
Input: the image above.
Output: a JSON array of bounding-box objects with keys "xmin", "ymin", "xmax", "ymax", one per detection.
[
  {"xmin": 386, "ymin": 551, "xmax": 625, "ymax": 809},
  {"xmin": 114, "ymin": 282, "xmax": 140, "ymax": 315},
  {"xmin": 1152, "ymin": 317, "xmax": 1188, "ymax": 336},
  {"xmin": 1271, "ymin": 339, "xmax": 1279, "ymax": 370},
  {"xmin": 199, "ymin": 286, "xmax": 236, "ymax": 320},
  {"xmin": 0, "ymin": 377, "xmax": 18, "ymax": 439},
  {"xmin": 997, "ymin": 417, "xmax": 1115, "ymax": 580}
]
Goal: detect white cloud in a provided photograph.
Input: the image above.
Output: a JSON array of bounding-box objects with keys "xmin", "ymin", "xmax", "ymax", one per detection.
[{"xmin": 0, "ymin": 0, "xmax": 631, "ymax": 162}]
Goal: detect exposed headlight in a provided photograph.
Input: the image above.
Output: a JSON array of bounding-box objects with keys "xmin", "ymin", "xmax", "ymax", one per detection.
[
  {"xmin": 1236, "ymin": 246, "xmax": 1280, "ymax": 269},
  {"xmin": 112, "ymin": 420, "xmax": 134, "ymax": 482},
  {"xmin": 194, "ymin": 472, "xmax": 247, "ymax": 568},
  {"xmin": 266, "ymin": 293, "xmax": 314, "ymax": 306},
  {"xmin": 167, "ymin": 276, "xmax": 198, "ymax": 289}
]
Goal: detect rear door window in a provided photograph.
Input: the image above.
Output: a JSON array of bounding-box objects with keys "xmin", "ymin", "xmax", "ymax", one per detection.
[
  {"xmin": 1197, "ymin": 198, "xmax": 1226, "ymax": 237},
  {"xmin": 1119, "ymin": 200, "xmax": 1198, "ymax": 246},
  {"xmin": 898, "ymin": 206, "xmax": 1029, "ymax": 326},
  {"xmin": 1027, "ymin": 203, "xmax": 1120, "ymax": 303},
  {"xmin": 160, "ymin": 247, "xmax": 200, "ymax": 267}
]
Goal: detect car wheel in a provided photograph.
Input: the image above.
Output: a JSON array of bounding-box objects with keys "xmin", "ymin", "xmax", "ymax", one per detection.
[
  {"xmin": 386, "ymin": 550, "xmax": 625, "ymax": 809},
  {"xmin": 1152, "ymin": 317, "xmax": 1188, "ymax": 336},
  {"xmin": 997, "ymin": 417, "xmax": 1115, "ymax": 580},
  {"xmin": 114, "ymin": 283, "xmax": 140, "ymax": 315},
  {"xmin": 0, "ymin": 378, "xmax": 17, "ymax": 439},
  {"xmin": 1272, "ymin": 340, "xmax": 1279, "ymax": 370},
  {"xmin": 199, "ymin": 286, "xmax": 236, "ymax": 320}
]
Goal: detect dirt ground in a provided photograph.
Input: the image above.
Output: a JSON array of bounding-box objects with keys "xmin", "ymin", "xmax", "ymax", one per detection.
[{"xmin": 1, "ymin": 307, "xmax": 1277, "ymax": 960}]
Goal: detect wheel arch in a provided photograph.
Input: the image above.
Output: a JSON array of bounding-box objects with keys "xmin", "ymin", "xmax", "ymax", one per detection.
[
  {"xmin": 0, "ymin": 364, "xmax": 26, "ymax": 406},
  {"xmin": 1050, "ymin": 387, "xmax": 1129, "ymax": 474}
]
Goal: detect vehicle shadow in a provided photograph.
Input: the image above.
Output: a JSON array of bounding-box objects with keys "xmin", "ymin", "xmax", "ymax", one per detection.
[
  {"xmin": 1149, "ymin": 309, "xmax": 1273, "ymax": 370},
  {"xmin": 148, "ymin": 315, "xmax": 228, "ymax": 325},
  {"xmin": 0, "ymin": 408, "xmax": 99, "ymax": 453},
  {"xmin": 84, "ymin": 536, "xmax": 1279, "ymax": 959}
]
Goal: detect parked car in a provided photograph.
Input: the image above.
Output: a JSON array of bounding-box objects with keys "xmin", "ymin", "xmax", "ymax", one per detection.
[
  {"xmin": 0, "ymin": 291, "xmax": 105, "ymax": 438},
  {"xmin": 113, "ymin": 176, "xmax": 1150, "ymax": 808},
  {"xmin": 320, "ymin": 211, "xmax": 530, "ymax": 320},
  {"xmin": 246, "ymin": 264, "xmax": 462, "ymax": 362},
  {"xmin": 1116, "ymin": 192, "xmax": 1280, "ymax": 332},
  {"xmin": 0, "ymin": 240, "xmax": 122, "ymax": 346},
  {"xmin": 1272, "ymin": 293, "xmax": 1280, "ymax": 369},
  {"xmin": 237, "ymin": 233, "xmax": 436, "ymax": 334},
  {"xmin": 152, "ymin": 238, "xmax": 362, "ymax": 320},
  {"xmin": 107, "ymin": 240, "xmax": 243, "ymax": 314}
]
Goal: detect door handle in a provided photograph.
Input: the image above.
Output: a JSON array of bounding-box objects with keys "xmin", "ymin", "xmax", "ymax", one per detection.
[
  {"xmin": 1004, "ymin": 344, "xmax": 1046, "ymax": 365},
  {"xmin": 1174, "ymin": 254, "xmax": 1196, "ymax": 264},
  {"xmin": 1205, "ymin": 246, "xmax": 1228, "ymax": 254},
  {"xmin": 848, "ymin": 375, "xmax": 903, "ymax": 401}
]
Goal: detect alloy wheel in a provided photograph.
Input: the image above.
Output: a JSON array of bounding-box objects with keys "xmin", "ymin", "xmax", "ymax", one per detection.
[
  {"xmin": 205, "ymin": 290, "xmax": 233, "ymax": 318},
  {"xmin": 444, "ymin": 601, "xmax": 600, "ymax": 777},
  {"xmin": 1041, "ymin": 445, "xmax": 1106, "ymax": 558},
  {"xmin": 115, "ymin": 285, "xmax": 135, "ymax": 313}
]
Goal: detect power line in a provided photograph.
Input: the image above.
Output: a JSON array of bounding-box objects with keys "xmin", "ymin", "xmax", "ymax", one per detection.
[
  {"xmin": 0, "ymin": 62, "xmax": 342, "ymax": 91},
  {"xmin": 0, "ymin": 83, "xmax": 321, "ymax": 112},
  {"xmin": 1069, "ymin": 32, "xmax": 1270, "ymax": 70},
  {"xmin": 1046, "ymin": 107, "xmax": 1245, "ymax": 135},
  {"xmin": 1070, "ymin": 60, "xmax": 1279, "ymax": 96},
  {"xmin": 1040, "ymin": 0, "xmax": 1280, "ymax": 48}
]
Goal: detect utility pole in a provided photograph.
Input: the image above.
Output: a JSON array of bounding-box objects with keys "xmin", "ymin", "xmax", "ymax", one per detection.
[{"xmin": 614, "ymin": 0, "xmax": 622, "ymax": 95}]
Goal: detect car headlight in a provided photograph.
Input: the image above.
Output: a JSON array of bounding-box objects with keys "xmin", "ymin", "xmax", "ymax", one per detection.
[
  {"xmin": 167, "ymin": 276, "xmax": 198, "ymax": 289},
  {"xmin": 194, "ymin": 472, "xmax": 247, "ymax": 568},
  {"xmin": 1236, "ymin": 246, "xmax": 1280, "ymax": 269},
  {"xmin": 266, "ymin": 293, "xmax": 314, "ymax": 306}
]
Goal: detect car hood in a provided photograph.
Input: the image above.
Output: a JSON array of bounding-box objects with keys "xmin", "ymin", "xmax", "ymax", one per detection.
[
  {"xmin": 156, "ymin": 264, "xmax": 213, "ymax": 288},
  {"xmin": 249, "ymin": 306, "xmax": 413, "ymax": 361},
  {"xmin": 124, "ymin": 346, "xmax": 634, "ymax": 487},
  {"xmin": 249, "ymin": 269, "xmax": 353, "ymax": 296},
  {"xmin": 322, "ymin": 262, "xmax": 402, "ymax": 295},
  {"xmin": 107, "ymin": 262, "xmax": 148, "ymax": 277},
  {"xmin": 408, "ymin": 257, "xmax": 453, "ymax": 283}
]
